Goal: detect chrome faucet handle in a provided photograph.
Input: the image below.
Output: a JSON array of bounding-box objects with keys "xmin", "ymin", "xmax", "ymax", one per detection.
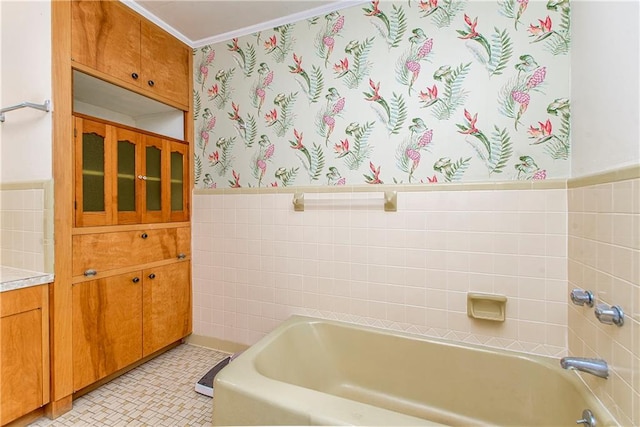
[
  {"xmin": 576, "ymin": 409, "xmax": 596, "ymax": 427},
  {"xmin": 570, "ymin": 289, "xmax": 594, "ymax": 307},
  {"xmin": 594, "ymin": 304, "xmax": 624, "ymax": 327}
]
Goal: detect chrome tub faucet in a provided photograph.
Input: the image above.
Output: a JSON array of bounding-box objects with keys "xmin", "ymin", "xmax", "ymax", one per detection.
[{"xmin": 560, "ymin": 357, "xmax": 609, "ymax": 379}]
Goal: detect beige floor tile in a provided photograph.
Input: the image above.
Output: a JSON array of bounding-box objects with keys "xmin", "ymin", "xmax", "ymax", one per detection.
[{"xmin": 29, "ymin": 344, "xmax": 229, "ymax": 427}]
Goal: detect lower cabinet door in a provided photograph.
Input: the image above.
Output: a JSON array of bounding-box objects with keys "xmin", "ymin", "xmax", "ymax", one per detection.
[
  {"xmin": 0, "ymin": 309, "xmax": 44, "ymax": 424},
  {"xmin": 72, "ymin": 273, "xmax": 143, "ymax": 391},
  {"xmin": 142, "ymin": 261, "xmax": 191, "ymax": 356}
]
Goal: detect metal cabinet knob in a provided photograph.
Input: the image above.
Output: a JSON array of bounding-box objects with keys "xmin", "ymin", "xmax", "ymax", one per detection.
[
  {"xmin": 177, "ymin": 253, "xmax": 186, "ymax": 260},
  {"xmin": 137, "ymin": 175, "xmax": 147, "ymax": 180},
  {"xmin": 131, "ymin": 72, "xmax": 139, "ymax": 80},
  {"xmin": 148, "ymin": 273, "xmax": 156, "ymax": 279},
  {"xmin": 132, "ymin": 277, "xmax": 140, "ymax": 283},
  {"xmin": 147, "ymin": 80, "xmax": 155, "ymax": 87},
  {"xmin": 84, "ymin": 269, "xmax": 97, "ymax": 277},
  {"xmin": 141, "ymin": 232, "xmax": 148, "ymax": 239}
]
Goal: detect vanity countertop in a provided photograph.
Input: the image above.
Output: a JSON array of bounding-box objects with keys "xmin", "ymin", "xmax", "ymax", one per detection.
[{"xmin": 0, "ymin": 266, "xmax": 54, "ymax": 293}]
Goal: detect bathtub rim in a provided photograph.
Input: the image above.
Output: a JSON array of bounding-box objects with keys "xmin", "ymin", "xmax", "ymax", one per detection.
[{"xmin": 213, "ymin": 315, "xmax": 620, "ymax": 426}]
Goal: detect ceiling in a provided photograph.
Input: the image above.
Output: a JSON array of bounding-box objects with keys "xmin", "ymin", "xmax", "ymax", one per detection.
[{"xmin": 128, "ymin": 1, "xmax": 345, "ymax": 47}]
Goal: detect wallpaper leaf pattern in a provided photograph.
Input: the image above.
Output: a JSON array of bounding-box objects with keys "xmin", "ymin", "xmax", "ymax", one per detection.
[{"xmin": 194, "ymin": 0, "xmax": 570, "ymax": 189}]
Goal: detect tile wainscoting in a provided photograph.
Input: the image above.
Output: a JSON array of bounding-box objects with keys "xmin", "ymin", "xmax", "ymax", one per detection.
[
  {"xmin": 0, "ymin": 181, "xmax": 53, "ymax": 273},
  {"xmin": 568, "ymin": 172, "xmax": 640, "ymax": 426},
  {"xmin": 192, "ymin": 183, "xmax": 568, "ymax": 357}
]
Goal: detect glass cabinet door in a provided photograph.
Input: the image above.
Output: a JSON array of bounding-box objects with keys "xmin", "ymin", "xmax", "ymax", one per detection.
[
  {"xmin": 169, "ymin": 141, "xmax": 189, "ymax": 222},
  {"xmin": 116, "ymin": 128, "xmax": 141, "ymax": 224},
  {"xmin": 74, "ymin": 115, "xmax": 189, "ymax": 227},
  {"xmin": 74, "ymin": 117, "xmax": 112, "ymax": 226},
  {"xmin": 141, "ymin": 135, "xmax": 165, "ymax": 223}
]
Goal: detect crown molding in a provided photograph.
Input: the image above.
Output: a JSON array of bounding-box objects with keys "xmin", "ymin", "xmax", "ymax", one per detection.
[
  {"xmin": 121, "ymin": 0, "xmax": 368, "ymax": 49},
  {"xmin": 191, "ymin": 1, "xmax": 367, "ymax": 48},
  {"xmin": 120, "ymin": 0, "xmax": 194, "ymax": 46}
]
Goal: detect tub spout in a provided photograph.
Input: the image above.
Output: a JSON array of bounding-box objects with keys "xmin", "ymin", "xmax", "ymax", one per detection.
[{"xmin": 560, "ymin": 357, "xmax": 608, "ymax": 379}]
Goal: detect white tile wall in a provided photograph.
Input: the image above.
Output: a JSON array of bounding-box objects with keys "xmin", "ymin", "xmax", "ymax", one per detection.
[
  {"xmin": 0, "ymin": 186, "xmax": 50, "ymax": 272},
  {"xmin": 568, "ymin": 178, "xmax": 640, "ymax": 426},
  {"xmin": 192, "ymin": 188, "xmax": 568, "ymax": 357}
]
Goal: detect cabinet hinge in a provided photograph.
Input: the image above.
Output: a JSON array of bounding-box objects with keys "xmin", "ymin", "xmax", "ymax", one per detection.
[
  {"xmin": 74, "ymin": 128, "xmax": 77, "ymax": 138},
  {"xmin": 74, "ymin": 201, "xmax": 77, "ymax": 210}
]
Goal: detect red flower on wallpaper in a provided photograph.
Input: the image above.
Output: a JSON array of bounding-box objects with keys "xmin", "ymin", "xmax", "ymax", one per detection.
[{"xmin": 528, "ymin": 16, "xmax": 552, "ymax": 36}]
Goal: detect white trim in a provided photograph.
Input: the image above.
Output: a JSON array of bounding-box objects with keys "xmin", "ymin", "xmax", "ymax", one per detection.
[
  {"xmin": 191, "ymin": 0, "xmax": 368, "ymax": 47},
  {"xmin": 122, "ymin": 0, "xmax": 368, "ymax": 49}
]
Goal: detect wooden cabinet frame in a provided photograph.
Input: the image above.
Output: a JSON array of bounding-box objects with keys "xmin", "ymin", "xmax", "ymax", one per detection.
[
  {"xmin": 73, "ymin": 114, "xmax": 190, "ymax": 226},
  {"xmin": 52, "ymin": 0, "xmax": 194, "ymax": 418}
]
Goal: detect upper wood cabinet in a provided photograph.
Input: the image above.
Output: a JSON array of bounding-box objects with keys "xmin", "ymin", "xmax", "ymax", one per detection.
[
  {"xmin": 74, "ymin": 115, "xmax": 189, "ymax": 227},
  {"xmin": 140, "ymin": 21, "xmax": 190, "ymax": 107},
  {"xmin": 71, "ymin": 0, "xmax": 190, "ymax": 109}
]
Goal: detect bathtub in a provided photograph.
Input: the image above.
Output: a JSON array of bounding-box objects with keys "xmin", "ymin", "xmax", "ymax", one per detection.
[{"xmin": 212, "ymin": 316, "xmax": 618, "ymax": 426}]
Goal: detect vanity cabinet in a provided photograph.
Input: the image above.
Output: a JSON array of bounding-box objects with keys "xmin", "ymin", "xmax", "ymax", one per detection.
[
  {"xmin": 72, "ymin": 262, "xmax": 191, "ymax": 391},
  {"xmin": 74, "ymin": 115, "xmax": 189, "ymax": 227},
  {"xmin": 0, "ymin": 285, "xmax": 50, "ymax": 425},
  {"xmin": 71, "ymin": 0, "xmax": 190, "ymax": 109}
]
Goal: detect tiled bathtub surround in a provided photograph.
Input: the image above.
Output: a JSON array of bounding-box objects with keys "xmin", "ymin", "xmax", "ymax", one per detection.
[
  {"xmin": 0, "ymin": 182, "xmax": 53, "ymax": 272},
  {"xmin": 192, "ymin": 184, "xmax": 568, "ymax": 357},
  {"xmin": 568, "ymin": 175, "xmax": 640, "ymax": 426}
]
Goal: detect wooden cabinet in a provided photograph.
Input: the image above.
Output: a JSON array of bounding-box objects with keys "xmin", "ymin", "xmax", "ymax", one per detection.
[
  {"xmin": 142, "ymin": 262, "xmax": 191, "ymax": 356},
  {"xmin": 74, "ymin": 115, "xmax": 189, "ymax": 227},
  {"xmin": 140, "ymin": 21, "xmax": 190, "ymax": 106},
  {"xmin": 72, "ymin": 273, "xmax": 143, "ymax": 391},
  {"xmin": 71, "ymin": 0, "xmax": 190, "ymax": 109},
  {"xmin": 51, "ymin": 0, "xmax": 193, "ymax": 418},
  {"xmin": 71, "ymin": 113, "xmax": 191, "ymax": 393},
  {"xmin": 72, "ymin": 227, "xmax": 190, "ymax": 278},
  {"xmin": 72, "ymin": 262, "xmax": 190, "ymax": 391},
  {"xmin": 167, "ymin": 140, "xmax": 190, "ymax": 223},
  {"xmin": 0, "ymin": 285, "xmax": 50, "ymax": 425}
]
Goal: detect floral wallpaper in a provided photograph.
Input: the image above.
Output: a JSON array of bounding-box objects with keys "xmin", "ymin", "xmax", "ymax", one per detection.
[{"xmin": 193, "ymin": 0, "xmax": 570, "ymax": 189}]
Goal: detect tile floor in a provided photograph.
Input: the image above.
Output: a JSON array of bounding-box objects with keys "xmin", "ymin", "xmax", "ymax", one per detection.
[{"xmin": 30, "ymin": 344, "xmax": 229, "ymax": 426}]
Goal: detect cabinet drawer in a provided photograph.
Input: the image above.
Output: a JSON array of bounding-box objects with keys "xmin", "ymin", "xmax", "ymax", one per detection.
[
  {"xmin": 0, "ymin": 285, "xmax": 46, "ymax": 318},
  {"xmin": 73, "ymin": 227, "xmax": 190, "ymax": 277}
]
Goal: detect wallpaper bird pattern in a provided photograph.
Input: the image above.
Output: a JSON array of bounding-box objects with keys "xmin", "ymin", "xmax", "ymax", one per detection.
[{"xmin": 193, "ymin": 0, "xmax": 570, "ymax": 189}]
